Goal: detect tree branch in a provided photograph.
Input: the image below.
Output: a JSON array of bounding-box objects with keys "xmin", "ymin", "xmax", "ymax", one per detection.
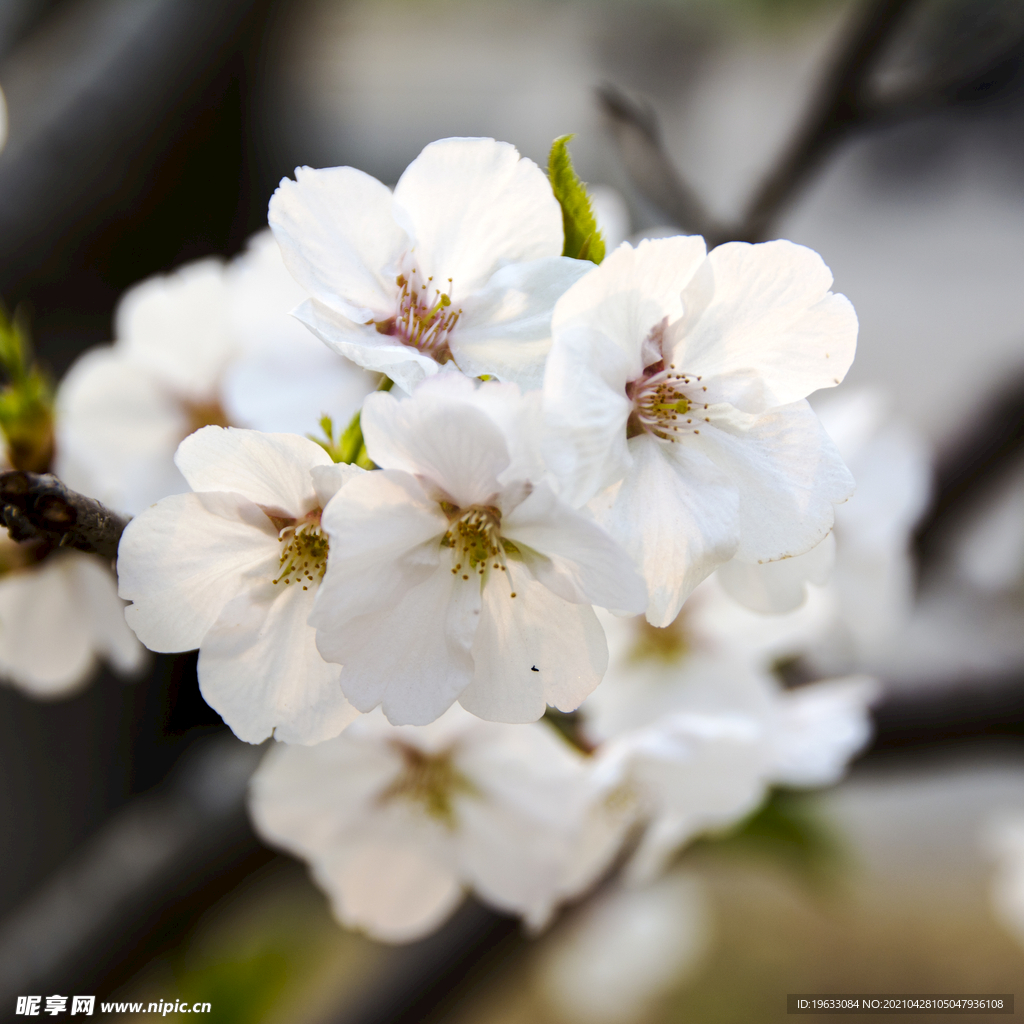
[
  {"xmin": 596, "ymin": 82, "xmax": 720, "ymax": 240},
  {"xmin": 601, "ymin": 0, "xmax": 922, "ymax": 245},
  {"xmin": 736, "ymin": 0, "xmax": 919, "ymax": 242},
  {"xmin": 0, "ymin": 471, "xmax": 129, "ymax": 562}
]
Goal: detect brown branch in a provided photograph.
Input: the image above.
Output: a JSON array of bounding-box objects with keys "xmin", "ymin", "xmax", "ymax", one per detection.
[
  {"xmin": 597, "ymin": 82, "xmax": 721, "ymax": 240},
  {"xmin": 0, "ymin": 471, "xmax": 130, "ymax": 562},
  {"xmin": 601, "ymin": 0, "xmax": 923, "ymax": 245},
  {"xmin": 736, "ymin": 0, "xmax": 920, "ymax": 242}
]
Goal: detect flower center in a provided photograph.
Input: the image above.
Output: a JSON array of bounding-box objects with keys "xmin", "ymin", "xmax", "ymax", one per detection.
[
  {"xmin": 182, "ymin": 398, "xmax": 232, "ymax": 436},
  {"xmin": 380, "ymin": 743, "xmax": 476, "ymax": 828},
  {"xmin": 626, "ymin": 365, "xmax": 708, "ymax": 442},
  {"xmin": 271, "ymin": 510, "xmax": 327, "ymax": 591},
  {"xmin": 441, "ymin": 505, "xmax": 518, "ymax": 597},
  {"xmin": 373, "ymin": 265, "xmax": 462, "ymax": 364}
]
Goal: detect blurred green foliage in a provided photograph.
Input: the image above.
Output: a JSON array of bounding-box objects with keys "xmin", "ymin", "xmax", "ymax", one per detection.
[{"xmin": 0, "ymin": 305, "xmax": 53, "ymax": 473}]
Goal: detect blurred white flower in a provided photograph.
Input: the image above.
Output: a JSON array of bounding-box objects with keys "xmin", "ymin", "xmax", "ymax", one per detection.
[
  {"xmin": 311, "ymin": 374, "xmax": 647, "ymax": 726},
  {"xmin": 0, "ymin": 542, "xmax": 145, "ymax": 698},
  {"xmin": 717, "ymin": 390, "xmax": 931, "ymax": 633},
  {"xmin": 248, "ymin": 706, "xmax": 595, "ymax": 942},
  {"xmin": 984, "ymin": 814, "xmax": 1024, "ymax": 951},
  {"xmin": 543, "ymin": 236, "xmax": 857, "ymax": 627},
  {"xmin": 55, "ymin": 236, "xmax": 376, "ymax": 515},
  {"xmin": 117, "ymin": 427, "xmax": 360, "ymax": 745},
  {"xmin": 578, "ymin": 609, "xmax": 876, "ymax": 882},
  {"xmin": 269, "ymin": 137, "xmax": 592, "ymax": 393},
  {"xmin": 220, "ymin": 231, "xmax": 379, "ymax": 436},
  {"xmin": 536, "ymin": 872, "xmax": 710, "ymax": 1024}
]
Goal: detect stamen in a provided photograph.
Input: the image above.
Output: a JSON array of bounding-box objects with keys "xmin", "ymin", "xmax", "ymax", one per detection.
[
  {"xmin": 271, "ymin": 510, "xmax": 328, "ymax": 587},
  {"xmin": 374, "ymin": 265, "xmax": 462, "ymax": 363},
  {"xmin": 441, "ymin": 505, "xmax": 517, "ymax": 597}
]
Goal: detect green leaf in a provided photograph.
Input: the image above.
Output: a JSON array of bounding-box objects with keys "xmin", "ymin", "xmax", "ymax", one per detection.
[{"xmin": 548, "ymin": 135, "xmax": 605, "ymax": 264}]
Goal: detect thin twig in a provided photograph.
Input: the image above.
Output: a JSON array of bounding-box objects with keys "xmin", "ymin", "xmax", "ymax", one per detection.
[
  {"xmin": 601, "ymin": 0, "xmax": 923, "ymax": 245},
  {"xmin": 737, "ymin": 0, "xmax": 919, "ymax": 242},
  {"xmin": 0, "ymin": 471, "xmax": 129, "ymax": 562},
  {"xmin": 597, "ymin": 83, "xmax": 720, "ymax": 239}
]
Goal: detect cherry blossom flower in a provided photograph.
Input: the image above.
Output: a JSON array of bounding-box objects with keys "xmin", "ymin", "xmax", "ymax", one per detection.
[
  {"xmin": 248, "ymin": 706, "xmax": 596, "ymax": 942},
  {"xmin": 578, "ymin": 608, "xmax": 875, "ymax": 882},
  {"xmin": 310, "ymin": 374, "xmax": 647, "ymax": 726},
  {"xmin": 716, "ymin": 389, "xmax": 930, "ymax": 618},
  {"xmin": 269, "ymin": 137, "xmax": 593, "ymax": 394},
  {"xmin": 55, "ymin": 236, "xmax": 376, "ymax": 515},
  {"xmin": 117, "ymin": 427, "xmax": 361, "ymax": 745},
  {"xmin": 0, "ymin": 540, "xmax": 145, "ymax": 698},
  {"xmin": 543, "ymin": 236, "xmax": 858, "ymax": 627}
]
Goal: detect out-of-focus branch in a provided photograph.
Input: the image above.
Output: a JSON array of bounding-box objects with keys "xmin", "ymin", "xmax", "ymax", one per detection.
[
  {"xmin": 0, "ymin": 470, "xmax": 128, "ymax": 561},
  {"xmin": 736, "ymin": 0, "xmax": 919, "ymax": 242},
  {"xmin": 602, "ymin": 0, "xmax": 1024, "ymax": 245},
  {"xmin": 0, "ymin": 734, "xmax": 266, "ymax": 1007},
  {"xmin": 596, "ymin": 83, "xmax": 720, "ymax": 240}
]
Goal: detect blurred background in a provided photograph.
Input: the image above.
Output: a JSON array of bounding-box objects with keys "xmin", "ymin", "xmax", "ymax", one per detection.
[{"xmin": 0, "ymin": 0, "xmax": 1023, "ymax": 1020}]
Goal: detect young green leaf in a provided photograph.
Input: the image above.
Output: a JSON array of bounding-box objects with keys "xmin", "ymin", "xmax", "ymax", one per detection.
[{"xmin": 548, "ymin": 135, "xmax": 605, "ymax": 264}]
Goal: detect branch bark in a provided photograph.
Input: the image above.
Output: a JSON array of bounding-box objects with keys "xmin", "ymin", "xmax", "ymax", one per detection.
[{"xmin": 0, "ymin": 471, "xmax": 129, "ymax": 562}]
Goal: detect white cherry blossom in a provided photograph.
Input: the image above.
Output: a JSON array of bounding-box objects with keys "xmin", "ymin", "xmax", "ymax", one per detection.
[
  {"xmin": 0, "ymin": 542, "xmax": 145, "ymax": 698},
  {"xmin": 578, "ymin": 608, "xmax": 876, "ymax": 882},
  {"xmin": 310, "ymin": 374, "xmax": 647, "ymax": 727},
  {"xmin": 544, "ymin": 236, "xmax": 857, "ymax": 627},
  {"xmin": 716, "ymin": 389, "xmax": 931, "ymax": 623},
  {"xmin": 248, "ymin": 706, "xmax": 596, "ymax": 942},
  {"xmin": 117, "ymin": 427, "xmax": 360, "ymax": 745},
  {"xmin": 269, "ymin": 137, "xmax": 593, "ymax": 394},
  {"xmin": 55, "ymin": 237, "xmax": 376, "ymax": 515}
]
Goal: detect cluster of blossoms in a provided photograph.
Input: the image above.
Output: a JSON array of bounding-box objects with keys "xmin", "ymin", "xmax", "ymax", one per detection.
[{"xmin": 9, "ymin": 135, "xmax": 927, "ymax": 943}]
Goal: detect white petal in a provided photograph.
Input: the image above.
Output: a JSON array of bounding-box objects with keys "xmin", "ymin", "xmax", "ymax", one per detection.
[
  {"xmin": 503, "ymin": 482, "xmax": 647, "ymax": 613},
  {"xmin": 460, "ymin": 561, "xmax": 608, "ymax": 722},
  {"xmin": 715, "ymin": 531, "xmax": 835, "ymax": 614},
  {"xmin": 54, "ymin": 346, "xmax": 189, "ymax": 514},
  {"xmin": 392, "ymin": 138, "xmax": 563, "ymax": 297},
  {"xmin": 594, "ymin": 434, "xmax": 740, "ymax": 627},
  {"xmin": 198, "ymin": 582, "xmax": 359, "ymax": 745},
  {"xmin": 310, "ymin": 462, "xmax": 365, "ymax": 509},
  {"xmin": 221, "ymin": 348, "xmax": 378, "ymax": 438},
  {"xmin": 0, "ymin": 558, "xmax": 94, "ymax": 696},
  {"xmin": 249, "ymin": 724, "xmax": 405, "ymax": 854},
  {"xmin": 314, "ymin": 470, "xmax": 448, "ymax": 626},
  {"xmin": 269, "ymin": 165, "xmax": 407, "ymax": 323},
  {"xmin": 551, "ymin": 237, "xmax": 708, "ymax": 372},
  {"xmin": 696, "ymin": 400, "xmax": 855, "ymax": 563},
  {"xmin": 451, "ymin": 257, "xmax": 594, "ymax": 390},
  {"xmin": 360, "ymin": 388, "xmax": 510, "ymax": 508},
  {"xmin": 116, "ymin": 258, "xmax": 235, "ymax": 399},
  {"xmin": 673, "ymin": 240, "xmax": 857, "ymax": 411},
  {"xmin": 542, "ymin": 322, "xmax": 633, "ymax": 508},
  {"xmin": 318, "ymin": 562, "xmax": 479, "ymax": 726},
  {"xmin": 314, "ymin": 841, "xmax": 463, "ymax": 943},
  {"xmin": 770, "ymin": 674, "xmax": 878, "ymax": 787},
  {"xmin": 67, "ymin": 551, "xmax": 147, "ymax": 678},
  {"xmin": 174, "ymin": 427, "xmax": 331, "ymax": 515},
  {"xmin": 118, "ymin": 491, "xmax": 279, "ymax": 652},
  {"xmin": 290, "ymin": 298, "xmax": 441, "ymax": 395}
]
